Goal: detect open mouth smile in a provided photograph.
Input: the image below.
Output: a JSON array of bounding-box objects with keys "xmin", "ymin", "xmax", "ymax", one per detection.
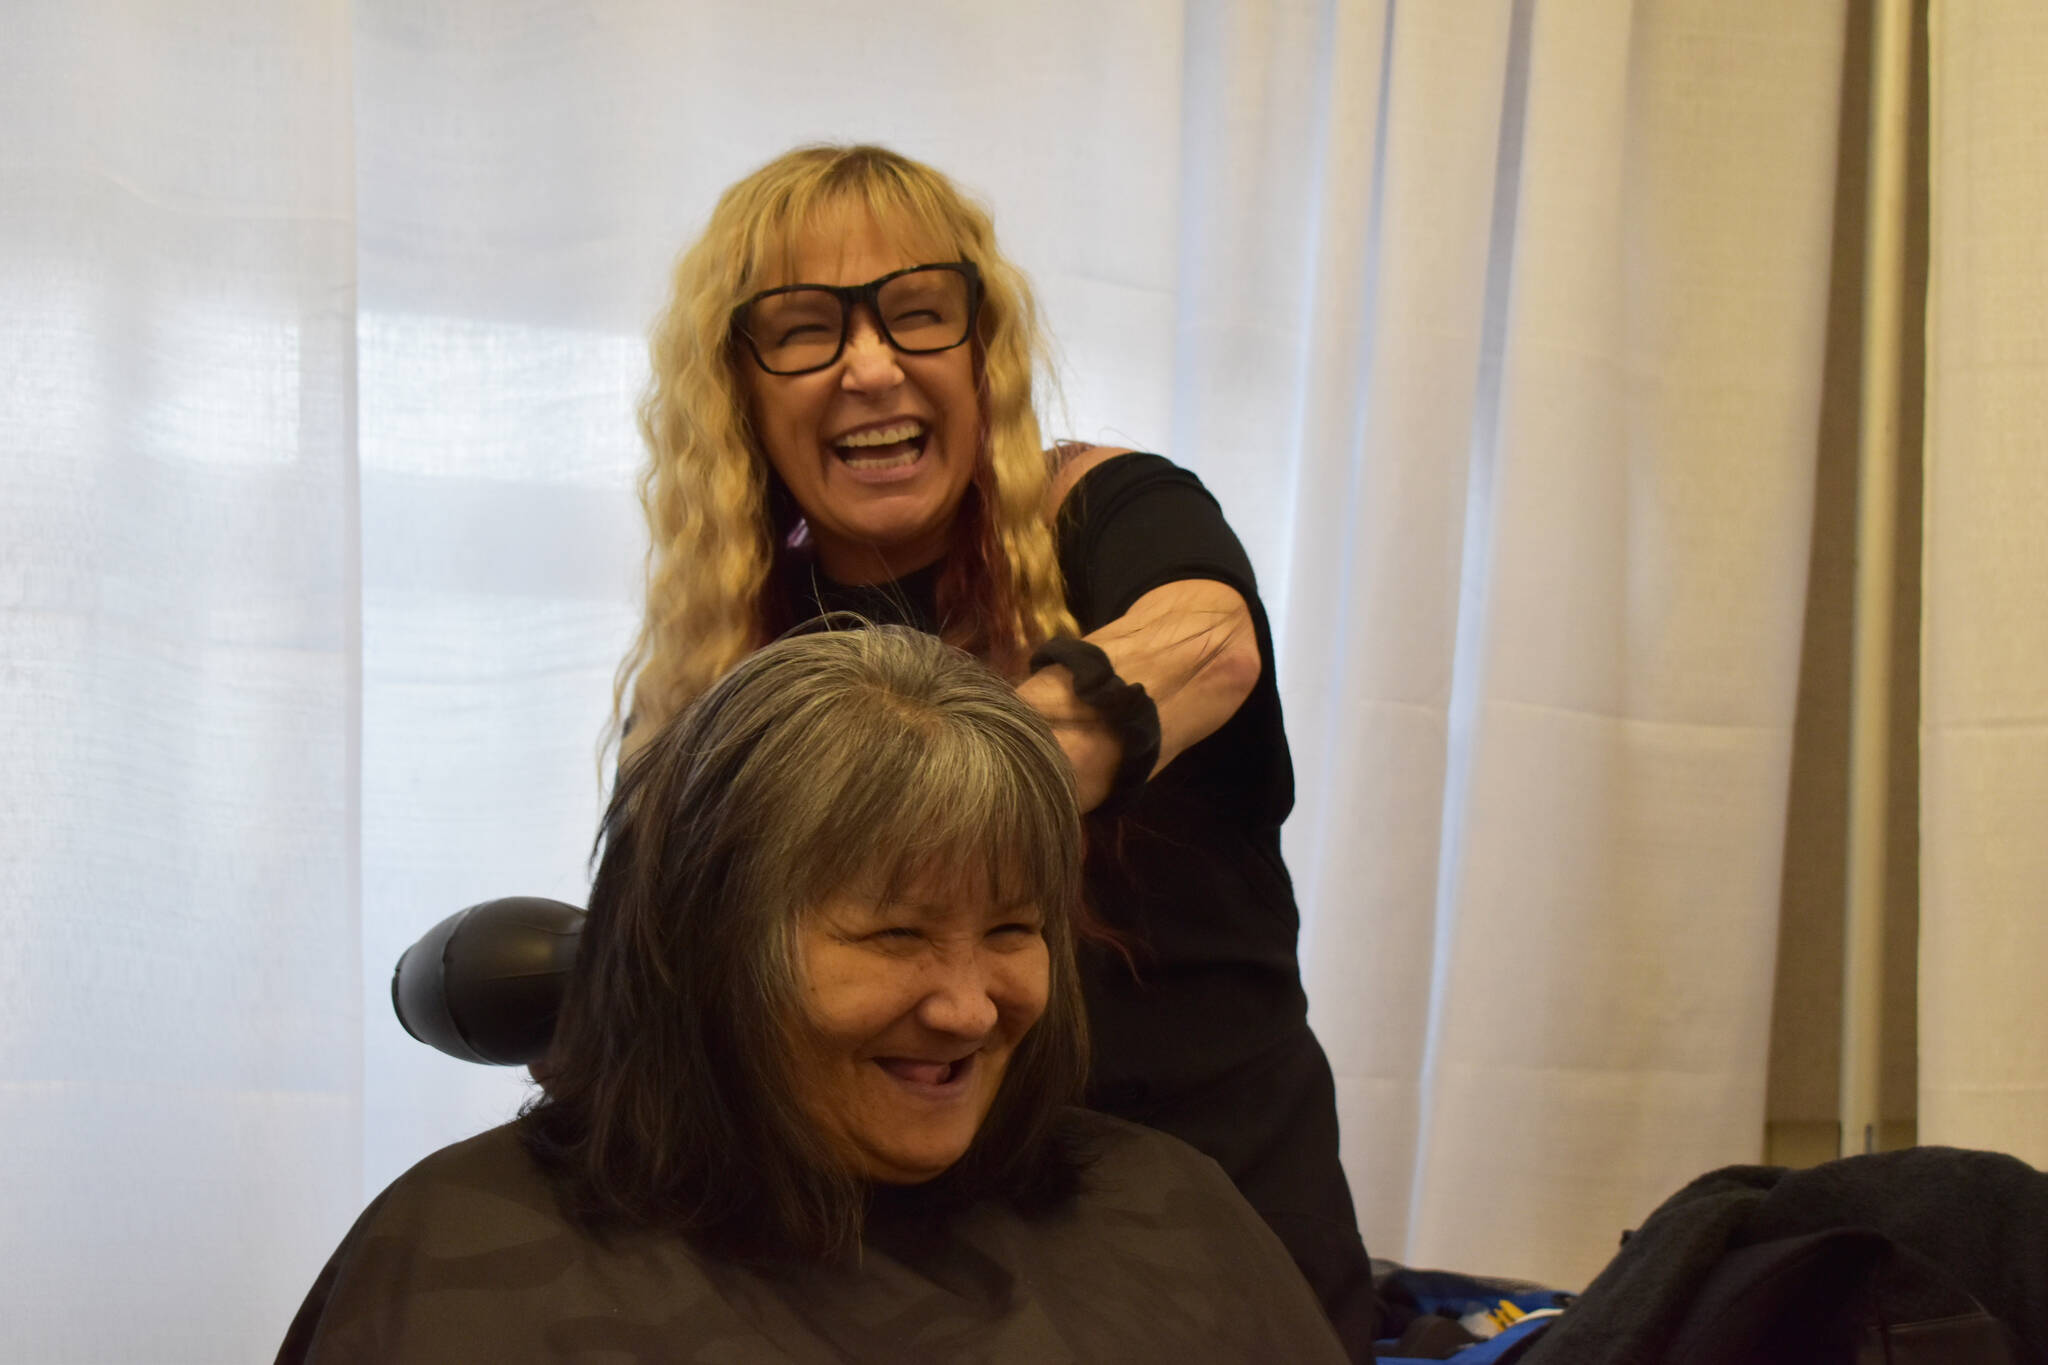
[
  {"xmin": 830, "ymin": 419, "xmax": 929, "ymax": 472},
  {"xmin": 873, "ymin": 1052, "xmax": 976, "ymax": 1094}
]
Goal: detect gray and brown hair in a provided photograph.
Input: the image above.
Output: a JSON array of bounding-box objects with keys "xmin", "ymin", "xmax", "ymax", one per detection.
[{"xmin": 525, "ymin": 623, "xmax": 1089, "ymax": 1263}]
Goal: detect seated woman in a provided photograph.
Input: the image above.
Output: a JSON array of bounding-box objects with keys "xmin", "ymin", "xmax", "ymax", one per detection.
[{"xmin": 280, "ymin": 625, "xmax": 1348, "ymax": 1363}]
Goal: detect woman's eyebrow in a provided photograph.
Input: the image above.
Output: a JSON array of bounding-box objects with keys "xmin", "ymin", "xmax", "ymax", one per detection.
[{"xmin": 858, "ymin": 893, "xmax": 1035, "ymax": 918}]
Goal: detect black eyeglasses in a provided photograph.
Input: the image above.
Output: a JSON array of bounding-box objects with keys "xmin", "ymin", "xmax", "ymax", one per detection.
[{"xmin": 731, "ymin": 262, "xmax": 982, "ymax": 376}]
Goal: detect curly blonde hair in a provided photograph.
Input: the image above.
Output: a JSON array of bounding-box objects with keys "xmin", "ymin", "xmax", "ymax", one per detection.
[{"xmin": 609, "ymin": 145, "xmax": 1078, "ymax": 762}]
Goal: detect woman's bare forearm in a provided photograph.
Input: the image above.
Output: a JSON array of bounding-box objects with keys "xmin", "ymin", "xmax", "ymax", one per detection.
[{"xmin": 1017, "ymin": 578, "xmax": 1260, "ymax": 811}]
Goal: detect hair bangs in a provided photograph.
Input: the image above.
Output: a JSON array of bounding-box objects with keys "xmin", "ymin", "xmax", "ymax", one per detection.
[
  {"xmin": 858, "ymin": 737, "xmax": 1078, "ymax": 927},
  {"xmin": 740, "ymin": 676, "xmax": 1079, "ymax": 936},
  {"xmin": 736, "ymin": 150, "xmax": 976, "ymax": 298}
]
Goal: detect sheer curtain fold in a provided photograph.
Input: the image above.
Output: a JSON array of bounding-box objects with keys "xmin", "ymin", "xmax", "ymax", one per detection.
[
  {"xmin": 1920, "ymin": 0, "xmax": 2048, "ymax": 1165},
  {"xmin": 1409, "ymin": 3, "xmax": 1846, "ymax": 1286},
  {"xmin": 1258, "ymin": 0, "xmax": 1848, "ymax": 1286},
  {"xmin": 1276, "ymin": 0, "xmax": 1523, "ymax": 1260},
  {"xmin": 1, "ymin": 2, "xmax": 361, "ymax": 1360}
]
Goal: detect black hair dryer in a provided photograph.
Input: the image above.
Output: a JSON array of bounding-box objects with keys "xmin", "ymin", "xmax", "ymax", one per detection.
[{"xmin": 391, "ymin": 897, "xmax": 584, "ymax": 1066}]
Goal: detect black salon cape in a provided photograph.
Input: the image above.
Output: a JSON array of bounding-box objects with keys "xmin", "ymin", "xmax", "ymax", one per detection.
[{"xmin": 278, "ymin": 1109, "xmax": 1348, "ymax": 1364}]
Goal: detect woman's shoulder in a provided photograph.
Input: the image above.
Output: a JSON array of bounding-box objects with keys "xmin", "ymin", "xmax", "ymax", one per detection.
[
  {"xmin": 280, "ymin": 1125, "xmax": 563, "ymax": 1360},
  {"xmin": 1043, "ymin": 446, "xmax": 1227, "ymax": 522},
  {"xmin": 309, "ymin": 1124, "xmax": 577, "ymax": 1294},
  {"xmin": 1056, "ymin": 1106, "xmax": 1247, "ymax": 1206},
  {"xmin": 1045, "ymin": 444, "xmax": 1214, "ymax": 516},
  {"xmin": 1056, "ymin": 1103, "xmax": 1186, "ymax": 1152},
  {"xmin": 283, "ymin": 1125, "xmax": 780, "ymax": 1362},
  {"xmin": 393, "ymin": 1122, "xmax": 551, "ymax": 1201},
  {"xmin": 1045, "ymin": 444, "xmax": 1136, "ymax": 513}
]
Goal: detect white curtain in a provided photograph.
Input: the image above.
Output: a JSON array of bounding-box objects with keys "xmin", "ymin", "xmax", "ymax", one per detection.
[
  {"xmin": 1242, "ymin": 0, "xmax": 1849, "ymax": 1284},
  {"xmin": 1920, "ymin": 0, "xmax": 2048, "ymax": 1166},
  {"xmin": 1, "ymin": 3, "xmax": 362, "ymax": 1360},
  {"xmin": 14, "ymin": 1, "xmax": 2036, "ymax": 1357}
]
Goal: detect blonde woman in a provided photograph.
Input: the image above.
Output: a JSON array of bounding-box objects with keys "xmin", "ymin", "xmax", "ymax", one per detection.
[{"xmin": 617, "ymin": 143, "xmax": 1378, "ymax": 1356}]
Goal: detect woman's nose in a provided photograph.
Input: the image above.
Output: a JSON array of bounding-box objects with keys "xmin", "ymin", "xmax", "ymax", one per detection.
[
  {"xmin": 839, "ymin": 312, "xmax": 904, "ymax": 391},
  {"xmin": 915, "ymin": 956, "xmax": 1001, "ymax": 1038}
]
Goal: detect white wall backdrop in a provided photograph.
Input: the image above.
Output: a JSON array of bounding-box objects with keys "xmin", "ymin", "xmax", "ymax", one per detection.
[{"xmin": 8, "ymin": 1, "xmax": 2041, "ymax": 1360}]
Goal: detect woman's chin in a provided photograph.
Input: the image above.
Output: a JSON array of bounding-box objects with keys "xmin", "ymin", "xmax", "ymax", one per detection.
[
  {"xmin": 851, "ymin": 1135, "xmax": 976, "ymax": 1185},
  {"xmin": 811, "ymin": 516, "xmax": 955, "ymax": 582},
  {"xmin": 868, "ymin": 1165, "xmax": 955, "ymax": 1187}
]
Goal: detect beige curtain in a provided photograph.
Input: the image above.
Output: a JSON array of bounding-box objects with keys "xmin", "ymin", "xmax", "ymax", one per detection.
[
  {"xmin": 1765, "ymin": 0, "xmax": 1930, "ymax": 1172},
  {"xmin": 1919, "ymin": 0, "xmax": 2048, "ymax": 1164},
  {"xmin": 1768, "ymin": 0, "xmax": 2048, "ymax": 1177}
]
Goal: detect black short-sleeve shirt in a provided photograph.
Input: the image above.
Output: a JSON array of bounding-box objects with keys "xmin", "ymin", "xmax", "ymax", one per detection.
[
  {"xmin": 791, "ymin": 453, "xmax": 1310, "ymax": 1095},
  {"xmin": 1049, "ymin": 454, "xmax": 1310, "ymax": 1102}
]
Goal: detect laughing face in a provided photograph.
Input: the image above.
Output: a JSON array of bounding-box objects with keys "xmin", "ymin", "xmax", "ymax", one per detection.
[
  {"xmin": 789, "ymin": 870, "xmax": 1049, "ymax": 1184},
  {"xmin": 739, "ymin": 209, "xmax": 983, "ymax": 585}
]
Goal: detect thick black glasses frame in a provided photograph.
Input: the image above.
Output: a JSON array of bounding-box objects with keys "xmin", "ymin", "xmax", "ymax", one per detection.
[{"xmin": 731, "ymin": 261, "xmax": 982, "ymax": 375}]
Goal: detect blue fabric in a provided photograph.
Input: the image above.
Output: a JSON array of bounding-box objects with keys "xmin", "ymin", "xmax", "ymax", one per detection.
[
  {"xmin": 1373, "ymin": 1268, "xmax": 1572, "ymax": 1362},
  {"xmin": 1375, "ymin": 1312, "xmax": 1556, "ymax": 1363}
]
